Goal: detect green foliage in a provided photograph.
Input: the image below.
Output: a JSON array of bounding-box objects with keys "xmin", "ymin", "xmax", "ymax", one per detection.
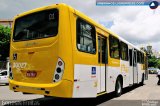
[
  {"xmin": 148, "ymin": 56, "xmax": 160, "ymax": 69},
  {"xmin": 0, "ymin": 25, "xmax": 11, "ymax": 61},
  {"xmin": 157, "ymin": 59, "xmax": 160, "ymax": 69},
  {"xmin": 148, "ymin": 56, "xmax": 157, "ymax": 67}
]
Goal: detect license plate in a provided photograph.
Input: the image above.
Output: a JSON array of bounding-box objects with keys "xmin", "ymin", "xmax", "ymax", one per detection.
[{"xmin": 26, "ymin": 71, "xmax": 37, "ymax": 78}]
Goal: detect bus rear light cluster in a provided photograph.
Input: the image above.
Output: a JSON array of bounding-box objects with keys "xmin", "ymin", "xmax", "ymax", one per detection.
[{"xmin": 53, "ymin": 58, "xmax": 65, "ymax": 82}]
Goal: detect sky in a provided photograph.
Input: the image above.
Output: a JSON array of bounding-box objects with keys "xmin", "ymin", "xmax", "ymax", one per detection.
[{"xmin": 0, "ymin": 0, "xmax": 160, "ymax": 51}]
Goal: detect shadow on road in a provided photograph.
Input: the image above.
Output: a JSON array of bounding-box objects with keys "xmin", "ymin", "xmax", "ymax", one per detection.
[{"xmin": 4, "ymin": 84, "xmax": 144, "ymax": 106}]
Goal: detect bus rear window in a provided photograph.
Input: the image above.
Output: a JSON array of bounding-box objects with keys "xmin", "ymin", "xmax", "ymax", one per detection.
[{"xmin": 13, "ymin": 9, "xmax": 58, "ymax": 41}]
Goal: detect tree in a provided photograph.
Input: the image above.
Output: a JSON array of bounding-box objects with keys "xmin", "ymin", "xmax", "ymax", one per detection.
[
  {"xmin": 157, "ymin": 59, "xmax": 160, "ymax": 69},
  {"xmin": 148, "ymin": 56, "xmax": 160, "ymax": 68},
  {"xmin": 148, "ymin": 56, "xmax": 158, "ymax": 67},
  {"xmin": 0, "ymin": 25, "xmax": 11, "ymax": 61}
]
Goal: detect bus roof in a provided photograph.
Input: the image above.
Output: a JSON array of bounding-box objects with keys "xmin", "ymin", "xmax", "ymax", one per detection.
[{"xmin": 67, "ymin": 4, "xmax": 144, "ymax": 53}]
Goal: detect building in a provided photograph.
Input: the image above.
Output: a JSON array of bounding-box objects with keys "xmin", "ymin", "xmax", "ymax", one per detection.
[
  {"xmin": 152, "ymin": 50, "xmax": 160, "ymax": 58},
  {"xmin": 147, "ymin": 45, "xmax": 153, "ymax": 56},
  {"xmin": 0, "ymin": 19, "xmax": 13, "ymax": 28},
  {"xmin": 144, "ymin": 45, "xmax": 160, "ymax": 58}
]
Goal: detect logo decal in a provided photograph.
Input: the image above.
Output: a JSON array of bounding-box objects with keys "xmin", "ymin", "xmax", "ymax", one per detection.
[
  {"xmin": 13, "ymin": 62, "xmax": 27, "ymax": 69},
  {"xmin": 13, "ymin": 53, "xmax": 17, "ymax": 60},
  {"xmin": 149, "ymin": 1, "xmax": 159, "ymax": 9},
  {"xmin": 92, "ymin": 67, "xmax": 96, "ymax": 75}
]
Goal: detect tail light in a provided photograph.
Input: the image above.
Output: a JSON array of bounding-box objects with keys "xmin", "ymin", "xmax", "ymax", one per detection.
[{"xmin": 53, "ymin": 58, "xmax": 65, "ymax": 82}]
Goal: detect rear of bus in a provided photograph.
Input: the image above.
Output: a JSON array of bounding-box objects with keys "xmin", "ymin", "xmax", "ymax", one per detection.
[{"xmin": 9, "ymin": 4, "xmax": 74, "ymax": 98}]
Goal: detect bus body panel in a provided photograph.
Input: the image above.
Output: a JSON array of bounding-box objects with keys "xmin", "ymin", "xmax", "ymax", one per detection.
[
  {"xmin": 73, "ymin": 64, "xmax": 97, "ymax": 97},
  {"xmin": 10, "ymin": 4, "xmax": 74, "ymax": 97},
  {"xmin": 9, "ymin": 79, "xmax": 73, "ymax": 97},
  {"xmin": 10, "ymin": 4, "xmax": 61, "ymax": 84},
  {"xmin": 120, "ymin": 60, "xmax": 129, "ymax": 88},
  {"xmin": 10, "ymin": 40, "xmax": 58, "ymax": 83}
]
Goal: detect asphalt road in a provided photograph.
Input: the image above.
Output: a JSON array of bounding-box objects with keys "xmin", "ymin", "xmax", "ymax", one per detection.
[{"xmin": 0, "ymin": 74, "xmax": 160, "ymax": 106}]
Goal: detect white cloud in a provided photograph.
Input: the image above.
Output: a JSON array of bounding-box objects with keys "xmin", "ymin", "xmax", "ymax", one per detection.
[
  {"xmin": 109, "ymin": 6, "xmax": 160, "ymax": 51},
  {"xmin": 0, "ymin": 0, "xmax": 160, "ymax": 51}
]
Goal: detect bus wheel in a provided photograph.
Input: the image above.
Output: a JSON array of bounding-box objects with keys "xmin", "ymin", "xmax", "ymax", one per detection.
[
  {"xmin": 140, "ymin": 74, "xmax": 144, "ymax": 86},
  {"xmin": 22, "ymin": 92, "xmax": 32, "ymax": 94},
  {"xmin": 44, "ymin": 95, "xmax": 54, "ymax": 98},
  {"xmin": 115, "ymin": 79, "xmax": 122, "ymax": 97},
  {"xmin": 5, "ymin": 83, "xmax": 9, "ymax": 86},
  {"xmin": 44, "ymin": 95, "xmax": 50, "ymax": 98}
]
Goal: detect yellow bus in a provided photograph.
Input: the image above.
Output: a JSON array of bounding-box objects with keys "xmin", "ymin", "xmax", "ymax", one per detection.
[{"xmin": 9, "ymin": 3, "xmax": 148, "ymax": 98}]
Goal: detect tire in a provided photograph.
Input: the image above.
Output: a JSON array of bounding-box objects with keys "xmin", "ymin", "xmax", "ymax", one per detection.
[
  {"xmin": 5, "ymin": 83, "xmax": 9, "ymax": 85},
  {"xmin": 44, "ymin": 95, "xmax": 55, "ymax": 99},
  {"xmin": 44, "ymin": 95, "xmax": 51, "ymax": 98},
  {"xmin": 22, "ymin": 92, "xmax": 32, "ymax": 94},
  {"xmin": 115, "ymin": 79, "xmax": 122, "ymax": 97},
  {"xmin": 140, "ymin": 74, "xmax": 144, "ymax": 86}
]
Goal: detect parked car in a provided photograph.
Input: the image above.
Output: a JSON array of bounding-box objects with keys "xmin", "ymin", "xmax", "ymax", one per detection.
[
  {"xmin": 148, "ymin": 68, "xmax": 159, "ymax": 74},
  {"xmin": 0, "ymin": 61, "xmax": 9, "ymax": 85}
]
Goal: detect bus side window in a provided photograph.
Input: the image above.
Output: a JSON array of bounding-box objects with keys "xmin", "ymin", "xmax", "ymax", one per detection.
[
  {"xmin": 142, "ymin": 54, "xmax": 144, "ymax": 64},
  {"xmin": 139, "ymin": 52, "xmax": 142, "ymax": 63},
  {"xmin": 76, "ymin": 18, "xmax": 96, "ymax": 54},
  {"xmin": 137, "ymin": 51, "xmax": 140, "ymax": 63},
  {"xmin": 134, "ymin": 50, "xmax": 137, "ymax": 67},
  {"xmin": 120, "ymin": 42, "xmax": 128, "ymax": 61},
  {"xmin": 129, "ymin": 49, "xmax": 132, "ymax": 66},
  {"xmin": 139, "ymin": 52, "xmax": 141, "ymax": 63},
  {"xmin": 109, "ymin": 36, "xmax": 120, "ymax": 59}
]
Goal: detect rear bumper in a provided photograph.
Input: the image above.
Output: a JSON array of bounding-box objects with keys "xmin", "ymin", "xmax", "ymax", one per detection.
[{"xmin": 9, "ymin": 79, "xmax": 73, "ymax": 98}]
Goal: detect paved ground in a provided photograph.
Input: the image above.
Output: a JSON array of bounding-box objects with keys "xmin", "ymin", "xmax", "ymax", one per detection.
[
  {"xmin": 0, "ymin": 85, "xmax": 43, "ymax": 100},
  {"xmin": 0, "ymin": 74, "xmax": 160, "ymax": 106},
  {"xmin": 99, "ymin": 74, "xmax": 160, "ymax": 106},
  {"xmin": 114, "ymin": 74, "xmax": 160, "ymax": 100}
]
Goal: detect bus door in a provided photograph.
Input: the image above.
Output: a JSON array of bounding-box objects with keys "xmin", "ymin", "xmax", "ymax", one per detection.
[
  {"xmin": 133, "ymin": 50, "xmax": 138, "ymax": 84},
  {"xmin": 129, "ymin": 49, "xmax": 134, "ymax": 85},
  {"xmin": 97, "ymin": 35, "xmax": 108, "ymax": 93}
]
